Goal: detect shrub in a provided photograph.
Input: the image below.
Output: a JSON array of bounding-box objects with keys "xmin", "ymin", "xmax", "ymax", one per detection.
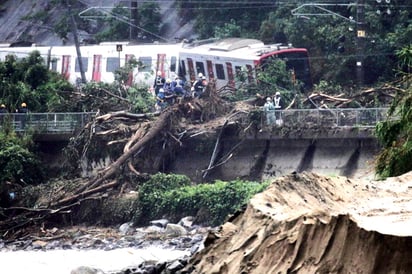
[{"xmin": 134, "ymin": 173, "xmax": 269, "ymax": 226}]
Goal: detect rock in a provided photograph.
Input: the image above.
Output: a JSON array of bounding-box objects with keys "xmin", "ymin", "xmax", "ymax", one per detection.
[
  {"xmin": 119, "ymin": 222, "xmax": 134, "ymax": 235},
  {"xmin": 32, "ymin": 240, "xmax": 47, "ymax": 249},
  {"xmin": 150, "ymin": 219, "xmax": 169, "ymax": 228},
  {"xmin": 177, "ymin": 216, "xmax": 194, "ymax": 229},
  {"xmin": 71, "ymin": 266, "xmax": 105, "ymax": 274},
  {"xmin": 139, "ymin": 225, "xmax": 164, "ymax": 234},
  {"xmin": 166, "ymin": 259, "xmax": 185, "ymax": 272},
  {"xmin": 164, "ymin": 224, "xmax": 187, "ymax": 237}
]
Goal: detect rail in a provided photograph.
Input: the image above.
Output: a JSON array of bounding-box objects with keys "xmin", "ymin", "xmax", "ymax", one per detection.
[
  {"xmin": 0, "ymin": 112, "xmax": 96, "ymax": 134},
  {"xmin": 260, "ymin": 107, "xmax": 390, "ymax": 128}
]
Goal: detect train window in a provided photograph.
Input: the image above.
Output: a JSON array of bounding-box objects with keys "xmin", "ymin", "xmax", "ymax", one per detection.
[
  {"xmin": 179, "ymin": 60, "xmax": 186, "ymax": 77},
  {"xmin": 138, "ymin": 56, "xmax": 152, "ymax": 72},
  {"xmin": 107, "ymin": 57, "xmax": 120, "ymax": 72},
  {"xmin": 215, "ymin": 64, "xmax": 225, "ymax": 80},
  {"xmin": 170, "ymin": 56, "xmax": 177, "ymax": 72},
  {"xmin": 51, "ymin": 58, "xmax": 58, "ymax": 72},
  {"xmin": 195, "ymin": 62, "xmax": 205, "ymax": 77},
  {"xmin": 75, "ymin": 57, "xmax": 88, "ymax": 72}
]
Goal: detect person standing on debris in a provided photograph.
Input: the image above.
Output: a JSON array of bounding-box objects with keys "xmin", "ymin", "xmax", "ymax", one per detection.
[
  {"xmin": 172, "ymin": 76, "xmax": 185, "ymax": 97},
  {"xmin": 192, "ymin": 73, "xmax": 207, "ymax": 98},
  {"xmin": 273, "ymin": 91, "xmax": 284, "ymax": 126},
  {"xmin": 155, "ymin": 88, "xmax": 167, "ymax": 111},
  {"xmin": 153, "ymin": 71, "xmax": 165, "ymax": 96},
  {"xmin": 263, "ymin": 97, "xmax": 276, "ymax": 125}
]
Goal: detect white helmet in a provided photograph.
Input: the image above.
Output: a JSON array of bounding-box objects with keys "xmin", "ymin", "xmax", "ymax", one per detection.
[
  {"xmin": 275, "ymin": 91, "xmax": 281, "ymax": 96},
  {"xmin": 159, "ymin": 88, "xmax": 164, "ymax": 93},
  {"xmin": 266, "ymin": 97, "xmax": 272, "ymax": 102},
  {"xmin": 198, "ymin": 73, "xmax": 203, "ymax": 78}
]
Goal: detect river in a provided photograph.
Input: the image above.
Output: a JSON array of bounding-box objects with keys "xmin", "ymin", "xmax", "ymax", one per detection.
[{"xmin": 0, "ymin": 246, "xmax": 189, "ymax": 273}]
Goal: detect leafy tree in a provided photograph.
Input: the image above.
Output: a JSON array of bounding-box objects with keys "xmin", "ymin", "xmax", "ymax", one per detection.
[
  {"xmin": 0, "ymin": 127, "xmax": 44, "ymax": 207},
  {"xmin": 177, "ymin": 0, "xmax": 273, "ymax": 39},
  {"xmin": 375, "ymin": 45, "xmax": 412, "ymax": 178},
  {"xmin": 214, "ymin": 19, "xmax": 241, "ymax": 39},
  {"xmin": 260, "ymin": 1, "xmax": 412, "ymax": 87},
  {"xmin": 0, "ymin": 51, "xmax": 74, "ymax": 112}
]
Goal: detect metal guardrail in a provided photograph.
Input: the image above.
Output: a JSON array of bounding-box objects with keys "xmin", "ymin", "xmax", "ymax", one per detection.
[
  {"xmin": 0, "ymin": 108, "xmax": 390, "ymax": 134},
  {"xmin": 0, "ymin": 112, "xmax": 96, "ymax": 134},
  {"xmin": 261, "ymin": 108, "xmax": 389, "ymax": 128}
]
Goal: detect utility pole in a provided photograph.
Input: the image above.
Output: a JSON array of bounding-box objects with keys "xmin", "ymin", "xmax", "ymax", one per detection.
[
  {"xmin": 130, "ymin": 0, "xmax": 139, "ymax": 41},
  {"xmin": 356, "ymin": 0, "xmax": 365, "ymax": 87},
  {"xmin": 66, "ymin": 0, "xmax": 87, "ymax": 84}
]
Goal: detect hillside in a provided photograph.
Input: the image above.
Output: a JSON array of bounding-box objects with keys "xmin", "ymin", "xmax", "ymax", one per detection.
[{"xmin": 0, "ymin": 0, "xmax": 194, "ymax": 45}]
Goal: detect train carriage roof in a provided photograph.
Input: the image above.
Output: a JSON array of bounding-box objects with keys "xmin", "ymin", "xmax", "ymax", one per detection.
[{"xmin": 180, "ymin": 38, "xmax": 305, "ymax": 61}]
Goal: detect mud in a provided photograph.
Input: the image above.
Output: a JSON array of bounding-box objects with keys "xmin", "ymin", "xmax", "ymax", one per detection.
[{"xmin": 183, "ymin": 172, "xmax": 412, "ymax": 273}]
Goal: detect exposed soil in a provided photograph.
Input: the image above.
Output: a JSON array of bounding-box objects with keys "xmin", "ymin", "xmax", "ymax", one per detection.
[{"xmin": 183, "ymin": 172, "xmax": 412, "ymax": 273}]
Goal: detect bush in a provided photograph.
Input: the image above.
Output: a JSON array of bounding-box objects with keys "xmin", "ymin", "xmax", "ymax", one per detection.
[
  {"xmin": 0, "ymin": 129, "xmax": 44, "ymax": 207},
  {"xmin": 134, "ymin": 173, "xmax": 269, "ymax": 226}
]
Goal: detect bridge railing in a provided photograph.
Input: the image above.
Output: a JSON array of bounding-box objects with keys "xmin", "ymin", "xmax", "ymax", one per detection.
[
  {"xmin": 260, "ymin": 107, "xmax": 390, "ymax": 128},
  {"xmin": 0, "ymin": 112, "xmax": 96, "ymax": 134},
  {"xmin": 0, "ymin": 108, "xmax": 390, "ymax": 134}
]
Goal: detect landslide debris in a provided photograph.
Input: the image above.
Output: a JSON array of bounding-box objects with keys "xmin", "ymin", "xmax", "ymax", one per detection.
[{"xmin": 184, "ymin": 172, "xmax": 412, "ymax": 273}]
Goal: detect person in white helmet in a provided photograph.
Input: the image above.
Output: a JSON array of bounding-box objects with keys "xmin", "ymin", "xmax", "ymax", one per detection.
[
  {"xmin": 153, "ymin": 71, "xmax": 165, "ymax": 96},
  {"xmin": 263, "ymin": 96, "xmax": 276, "ymax": 125},
  {"xmin": 273, "ymin": 91, "xmax": 284, "ymax": 126},
  {"xmin": 155, "ymin": 88, "xmax": 167, "ymax": 111},
  {"xmin": 192, "ymin": 73, "xmax": 207, "ymax": 98}
]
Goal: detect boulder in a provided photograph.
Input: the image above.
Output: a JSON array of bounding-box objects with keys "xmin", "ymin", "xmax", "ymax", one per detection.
[
  {"xmin": 165, "ymin": 223, "xmax": 187, "ymax": 237},
  {"xmin": 149, "ymin": 219, "xmax": 169, "ymax": 228}
]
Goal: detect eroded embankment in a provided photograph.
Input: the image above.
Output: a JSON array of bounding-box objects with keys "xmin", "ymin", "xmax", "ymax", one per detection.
[{"xmin": 184, "ymin": 172, "xmax": 412, "ymax": 273}]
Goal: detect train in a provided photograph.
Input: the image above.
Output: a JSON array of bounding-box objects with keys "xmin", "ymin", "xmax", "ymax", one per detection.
[{"xmin": 0, "ymin": 38, "xmax": 312, "ymax": 91}]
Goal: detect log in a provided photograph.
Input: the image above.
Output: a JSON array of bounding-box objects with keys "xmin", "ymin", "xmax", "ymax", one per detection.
[{"xmin": 73, "ymin": 106, "xmax": 176, "ymax": 196}]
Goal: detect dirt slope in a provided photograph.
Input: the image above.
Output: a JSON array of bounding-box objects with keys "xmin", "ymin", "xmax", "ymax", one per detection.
[{"xmin": 184, "ymin": 172, "xmax": 412, "ymax": 273}]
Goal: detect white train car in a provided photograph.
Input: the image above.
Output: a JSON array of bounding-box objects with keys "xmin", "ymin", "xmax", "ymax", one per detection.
[
  {"xmin": 0, "ymin": 38, "xmax": 313, "ymax": 91},
  {"xmin": 178, "ymin": 38, "xmax": 313, "ymax": 91},
  {"xmin": 49, "ymin": 42, "xmax": 182, "ymax": 87}
]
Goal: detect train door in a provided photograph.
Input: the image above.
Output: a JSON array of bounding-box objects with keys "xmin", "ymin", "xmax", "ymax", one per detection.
[
  {"xmin": 156, "ymin": 53, "xmax": 166, "ymax": 77},
  {"xmin": 61, "ymin": 55, "xmax": 71, "ymax": 80},
  {"xmin": 187, "ymin": 58, "xmax": 195, "ymax": 82},
  {"xmin": 92, "ymin": 54, "xmax": 102, "ymax": 82},
  {"xmin": 125, "ymin": 54, "xmax": 134, "ymax": 86},
  {"xmin": 226, "ymin": 62, "xmax": 235, "ymax": 87},
  {"xmin": 206, "ymin": 60, "xmax": 214, "ymax": 80}
]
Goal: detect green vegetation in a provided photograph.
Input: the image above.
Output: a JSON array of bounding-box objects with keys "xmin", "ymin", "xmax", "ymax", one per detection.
[
  {"xmin": 375, "ymin": 45, "xmax": 412, "ymax": 178},
  {"xmin": 177, "ymin": 0, "xmax": 411, "ymax": 88},
  {"xmin": 0, "ymin": 126, "xmax": 44, "ymax": 207},
  {"xmin": 0, "ymin": 51, "xmax": 74, "ymax": 112},
  {"xmin": 134, "ymin": 173, "xmax": 269, "ymax": 226}
]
